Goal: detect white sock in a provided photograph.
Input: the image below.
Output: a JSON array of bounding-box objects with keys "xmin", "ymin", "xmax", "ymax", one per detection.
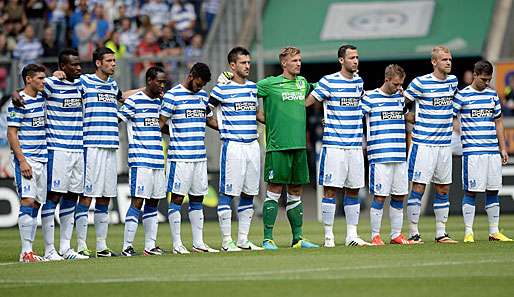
[
  {"xmin": 217, "ymin": 194, "xmax": 232, "ymax": 243},
  {"xmin": 407, "ymin": 191, "xmax": 422, "ymax": 236},
  {"xmin": 168, "ymin": 203, "xmax": 182, "ymax": 247},
  {"xmin": 75, "ymin": 203, "xmax": 89, "ymax": 251},
  {"xmin": 434, "ymin": 193, "xmax": 449, "ymax": 238},
  {"xmin": 389, "ymin": 199, "xmax": 404, "ymax": 239},
  {"xmin": 58, "ymin": 199, "xmax": 76, "ymax": 254},
  {"xmin": 370, "ymin": 199, "xmax": 384, "ymax": 238},
  {"xmin": 344, "ymin": 196, "xmax": 360, "ymax": 239},
  {"xmin": 462, "ymin": 194, "xmax": 475, "ymax": 235},
  {"xmin": 30, "ymin": 208, "xmax": 38, "ymax": 247},
  {"xmin": 41, "ymin": 201, "xmax": 57, "ymax": 255},
  {"xmin": 485, "ymin": 195, "xmax": 500, "ymax": 234},
  {"xmin": 94, "ymin": 204, "xmax": 109, "ymax": 251},
  {"xmin": 123, "ymin": 206, "xmax": 140, "ymax": 250},
  {"xmin": 189, "ymin": 202, "xmax": 204, "ymax": 247},
  {"xmin": 321, "ymin": 197, "xmax": 336, "ymax": 239},
  {"xmin": 18, "ymin": 206, "xmax": 33, "ymax": 253},
  {"xmin": 237, "ymin": 209, "xmax": 253, "ymax": 245},
  {"xmin": 142, "ymin": 205, "xmax": 158, "ymax": 250}
]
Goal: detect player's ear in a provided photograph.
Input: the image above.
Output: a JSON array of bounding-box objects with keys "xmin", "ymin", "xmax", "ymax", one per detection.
[{"xmin": 338, "ymin": 57, "xmax": 344, "ymax": 64}]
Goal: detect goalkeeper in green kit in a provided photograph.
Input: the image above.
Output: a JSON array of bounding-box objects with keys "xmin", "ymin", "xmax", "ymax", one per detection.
[{"xmin": 257, "ymin": 47, "xmax": 319, "ymax": 249}]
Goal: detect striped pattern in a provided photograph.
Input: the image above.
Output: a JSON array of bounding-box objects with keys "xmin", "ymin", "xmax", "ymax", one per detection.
[
  {"xmin": 404, "ymin": 73, "xmax": 458, "ymax": 146},
  {"xmin": 44, "ymin": 77, "xmax": 83, "ymax": 152},
  {"xmin": 13, "ymin": 37, "xmax": 43, "ymax": 68},
  {"xmin": 118, "ymin": 91, "xmax": 164, "ymax": 169},
  {"xmin": 160, "ymin": 84, "xmax": 211, "ymax": 162},
  {"xmin": 361, "ymin": 88, "xmax": 406, "ymax": 163},
  {"xmin": 7, "ymin": 91, "xmax": 47, "ymax": 162},
  {"xmin": 453, "ymin": 86, "xmax": 501, "ymax": 155},
  {"xmin": 170, "ymin": 3, "xmax": 196, "ymax": 32},
  {"xmin": 210, "ymin": 80, "xmax": 258, "ymax": 143},
  {"xmin": 80, "ymin": 74, "xmax": 121, "ymax": 148},
  {"xmin": 312, "ymin": 72, "xmax": 364, "ymax": 148}
]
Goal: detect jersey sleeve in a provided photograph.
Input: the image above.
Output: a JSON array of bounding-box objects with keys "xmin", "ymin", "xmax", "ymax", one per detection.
[
  {"xmin": 7, "ymin": 102, "xmax": 24, "ymax": 127},
  {"xmin": 209, "ymin": 84, "xmax": 224, "ymax": 107},
  {"xmin": 257, "ymin": 78, "xmax": 269, "ymax": 98},
  {"xmin": 160, "ymin": 91, "xmax": 175, "ymax": 118},
  {"xmin": 404, "ymin": 77, "xmax": 423, "ymax": 102},
  {"xmin": 42, "ymin": 78, "xmax": 52, "ymax": 98},
  {"xmin": 312, "ymin": 76, "xmax": 330, "ymax": 102},
  {"xmin": 452, "ymin": 92, "xmax": 464, "ymax": 116},
  {"xmin": 118, "ymin": 96, "xmax": 136, "ymax": 122},
  {"xmin": 493, "ymin": 93, "xmax": 502, "ymax": 119},
  {"xmin": 359, "ymin": 93, "xmax": 373, "ymax": 116}
]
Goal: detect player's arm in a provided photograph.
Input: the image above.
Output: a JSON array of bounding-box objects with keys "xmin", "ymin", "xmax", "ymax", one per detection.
[
  {"xmin": 10, "ymin": 89, "xmax": 25, "ymax": 107},
  {"xmin": 158, "ymin": 114, "xmax": 170, "ymax": 135},
  {"xmin": 121, "ymin": 88, "xmax": 144, "ymax": 102},
  {"xmin": 256, "ymin": 108, "xmax": 265, "ymax": 124},
  {"xmin": 7, "ymin": 127, "xmax": 32, "ymax": 179},
  {"xmin": 404, "ymin": 99, "xmax": 415, "ymax": 123},
  {"xmin": 495, "ymin": 117, "xmax": 508, "ymax": 164},
  {"xmin": 206, "ymin": 104, "xmax": 218, "ymax": 130},
  {"xmin": 305, "ymin": 93, "xmax": 319, "ymax": 108}
]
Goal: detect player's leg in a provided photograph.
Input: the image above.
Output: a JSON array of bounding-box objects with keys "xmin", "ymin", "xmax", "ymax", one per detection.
[
  {"xmin": 461, "ymin": 154, "xmax": 478, "ymax": 242},
  {"xmin": 318, "ymin": 147, "xmax": 340, "ymax": 247},
  {"xmin": 166, "ymin": 161, "xmax": 189, "ymax": 254},
  {"xmin": 41, "ymin": 150, "xmax": 63, "ymax": 260},
  {"xmin": 76, "ymin": 147, "xmax": 96, "ymax": 256},
  {"xmin": 433, "ymin": 146, "xmax": 456, "ymax": 243},
  {"xmin": 485, "ymin": 153, "xmax": 512, "ymax": 241},
  {"xmin": 75, "ymin": 196, "xmax": 92, "ymax": 256},
  {"xmin": 389, "ymin": 162, "xmax": 411, "ymax": 244},
  {"xmin": 370, "ymin": 195, "xmax": 386, "ymax": 246},
  {"xmin": 369, "ymin": 163, "xmax": 389, "ymax": 245},
  {"xmin": 321, "ymin": 186, "xmax": 338, "ymax": 247},
  {"xmin": 122, "ymin": 195, "xmax": 144, "ymax": 256},
  {"xmin": 462, "ymin": 191, "xmax": 477, "ymax": 242},
  {"xmin": 344, "ymin": 149, "xmax": 368, "ymax": 246},
  {"xmin": 143, "ymin": 168, "xmax": 166, "ymax": 255}
]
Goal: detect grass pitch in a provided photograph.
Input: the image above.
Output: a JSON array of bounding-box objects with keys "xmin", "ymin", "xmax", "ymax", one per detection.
[{"xmin": 1, "ymin": 214, "xmax": 513, "ymax": 297}]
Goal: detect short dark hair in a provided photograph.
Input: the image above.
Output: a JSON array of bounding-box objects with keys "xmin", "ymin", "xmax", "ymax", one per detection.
[
  {"xmin": 145, "ymin": 66, "xmax": 166, "ymax": 83},
  {"xmin": 189, "ymin": 62, "xmax": 211, "ymax": 82},
  {"xmin": 384, "ymin": 64, "xmax": 406, "ymax": 79},
  {"xmin": 473, "ymin": 60, "xmax": 493, "ymax": 76},
  {"xmin": 92, "ymin": 47, "xmax": 115, "ymax": 65},
  {"xmin": 227, "ymin": 46, "xmax": 250, "ymax": 64},
  {"xmin": 21, "ymin": 64, "xmax": 46, "ymax": 84},
  {"xmin": 58, "ymin": 48, "xmax": 79, "ymax": 65},
  {"xmin": 338, "ymin": 44, "xmax": 357, "ymax": 58}
]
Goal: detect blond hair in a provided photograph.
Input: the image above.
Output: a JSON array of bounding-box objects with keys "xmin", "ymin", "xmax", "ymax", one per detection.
[
  {"xmin": 431, "ymin": 46, "xmax": 450, "ymax": 61},
  {"xmin": 279, "ymin": 46, "xmax": 301, "ymax": 64},
  {"xmin": 384, "ymin": 64, "xmax": 405, "ymax": 79}
]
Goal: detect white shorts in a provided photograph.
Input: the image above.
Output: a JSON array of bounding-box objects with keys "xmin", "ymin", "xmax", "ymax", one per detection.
[
  {"xmin": 12, "ymin": 156, "xmax": 47, "ymax": 204},
  {"xmin": 219, "ymin": 140, "xmax": 260, "ymax": 196},
  {"xmin": 462, "ymin": 154, "xmax": 502, "ymax": 192},
  {"xmin": 47, "ymin": 149, "xmax": 84, "ymax": 194},
  {"xmin": 167, "ymin": 160, "xmax": 208, "ymax": 196},
  {"xmin": 318, "ymin": 147, "xmax": 364, "ymax": 189},
  {"xmin": 129, "ymin": 167, "xmax": 166, "ymax": 199},
  {"xmin": 408, "ymin": 143, "xmax": 452, "ymax": 184},
  {"xmin": 84, "ymin": 147, "xmax": 117, "ymax": 198},
  {"xmin": 369, "ymin": 162, "xmax": 408, "ymax": 196}
]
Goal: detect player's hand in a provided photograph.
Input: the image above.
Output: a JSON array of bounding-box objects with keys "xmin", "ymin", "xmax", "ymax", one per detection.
[
  {"xmin": 11, "ymin": 91, "xmax": 25, "ymax": 107},
  {"xmin": 217, "ymin": 71, "xmax": 233, "ymax": 84},
  {"xmin": 53, "ymin": 70, "xmax": 66, "ymax": 80},
  {"xmin": 20, "ymin": 160, "xmax": 32, "ymax": 179},
  {"xmin": 501, "ymin": 149, "xmax": 509, "ymax": 165}
]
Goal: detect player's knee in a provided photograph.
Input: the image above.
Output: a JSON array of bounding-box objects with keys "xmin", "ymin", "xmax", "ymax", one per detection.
[
  {"xmin": 411, "ymin": 182, "xmax": 426, "ymax": 194},
  {"xmin": 485, "ymin": 190, "xmax": 499, "ymax": 197},
  {"xmin": 267, "ymin": 183, "xmax": 283, "ymax": 194},
  {"xmin": 96, "ymin": 197, "xmax": 110, "ymax": 205},
  {"xmin": 391, "ymin": 195, "xmax": 406, "ymax": 202},
  {"xmin": 323, "ymin": 186, "xmax": 338, "ymax": 198},
  {"xmin": 47, "ymin": 191, "xmax": 62, "ymax": 202},
  {"xmin": 146, "ymin": 198, "xmax": 159, "ymax": 208},
  {"xmin": 465, "ymin": 191, "xmax": 477, "ymax": 198},
  {"xmin": 171, "ymin": 194, "xmax": 184, "ymax": 205},
  {"xmin": 286, "ymin": 192, "xmax": 301, "ymax": 203},
  {"xmin": 434, "ymin": 183, "xmax": 449, "ymax": 195},
  {"xmin": 189, "ymin": 195, "xmax": 203, "ymax": 203},
  {"xmin": 373, "ymin": 196, "xmax": 386, "ymax": 203},
  {"xmin": 265, "ymin": 190, "xmax": 280, "ymax": 202},
  {"xmin": 131, "ymin": 198, "xmax": 144, "ymax": 209},
  {"xmin": 79, "ymin": 196, "xmax": 92, "ymax": 206},
  {"xmin": 240, "ymin": 192, "xmax": 253, "ymax": 200},
  {"xmin": 344, "ymin": 187, "xmax": 359, "ymax": 197}
]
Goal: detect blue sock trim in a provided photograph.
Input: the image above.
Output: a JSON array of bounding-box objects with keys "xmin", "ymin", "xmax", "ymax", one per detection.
[
  {"xmin": 238, "ymin": 196, "xmax": 253, "ymax": 207},
  {"xmin": 322, "ymin": 197, "xmax": 336, "ymax": 204},
  {"xmin": 433, "ymin": 193, "xmax": 449, "ymax": 209},
  {"xmin": 19, "ymin": 205, "xmax": 32, "ymax": 217},
  {"xmin": 189, "ymin": 201, "xmax": 203, "ymax": 211},
  {"xmin": 60, "ymin": 199, "xmax": 76, "ymax": 210},
  {"xmin": 371, "ymin": 199, "xmax": 384, "ymax": 210},
  {"xmin": 390, "ymin": 199, "xmax": 403, "ymax": 209},
  {"xmin": 143, "ymin": 205, "xmax": 157, "ymax": 214},
  {"xmin": 407, "ymin": 191, "xmax": 423, "ymax": 206},
  {"xmin": 168, "ymin": 202, "xmax": 181, "ymax": 215},
  {"xmin": 462, "ymin": 194, "xmax": 475, "ymax": 206},
  {"xmin": 218, "ymin": 194, "xmax": 231, "ymax": 206},
  {"xmin": 343, "ymin": 196, "xmax": 359, "ymax": 206},
  {"xmin": 31, "ymin": 207, "xmax": 39, "ymax": 218},
  {"xmin": 485, "ymin": 195, "xmax": 499, "ymax": 206},
  {"xmin": 126, "ymin": 206, "xmax": 142, "ymax": 219},
  {"xmin": 76, "ymin": 203, "xmax": 89, "ymax": 213},
  {"xmin": 42, "ymin": 200, "xmax": 57, "ymax": 211},
  {"xmin": 95, "ymin": 204, "xmax": 108, "ymax": 214}
]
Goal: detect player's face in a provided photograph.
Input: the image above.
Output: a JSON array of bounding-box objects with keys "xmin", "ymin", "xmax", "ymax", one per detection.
[
  {"xmin": 433, "ymin": 52, "xmax": 452, "ymax": 74},
  {"xmin": 27, "ymin": 72, "xmax": 46, "ymax": 92},
  {"xmin": 231, "ymin": 54, "xmax": 251, "ymax": 79},
  {"xmin": 97, "ymin": 53, "xmax": 116, "ymax": 76},
  {"xmin": 473, "ymin": 72, "xmax": 492, "ymax": 91},
  {"xmin": 340, "ymin": 49, "xmax": 359, "ymax": 73},
  {"xmin": 384, "ymin": 75, "xmax": 405, "ymax": 94},
  {"xmin": 283, "ymin": 54, "xmax": 301, "ymax": 76},
  {"xmin": 148, "ymin": 72, "xmax": 168, "ymax": 96},
  {"xmin": 187, "ymin": 76, "xmax": 207, "ymax": 93},
  {"xmin": 61, "ymin": 55, "xmax": 82, "ymax": 80}
]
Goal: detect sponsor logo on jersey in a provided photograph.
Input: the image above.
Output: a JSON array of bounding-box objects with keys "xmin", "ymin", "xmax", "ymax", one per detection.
[
  {"xmin": 144, "ymin": 118, "xmax": 159, "ymax": 126},
  {"xmin": 470, "ymin": 109, "xmax": 494, "ymax": 118},
  {"xmin": 381, "ymin": 111, "xmax": 403, "ymax": 120},
  {"xmin": 31, "ymin": 116, "xmax": 45, "ymax": 127},
  {"xmin": 185, "ymin": 109, "xmax": 206, "ymax": 118},
  {"xmin": 340, "ymin": 97, "xmax": 360, "ymax": 106},
  {"xmin": 282, "ymin": 92, "xmax": 304, "ymax": 101},
  {"xmin": 433, "ymin": 97, "xmax": 452, "ymax": 106},
  {"xmin": 97, "ymin": 93, "xmax": 116, "ymax": 103},
  {"xmin": 234, "ymin": 102, "xmax": 256, "ymax": 111},
  {"xmin": 63, "ymin": 98, "xmax": 82, "ymax": 108}
]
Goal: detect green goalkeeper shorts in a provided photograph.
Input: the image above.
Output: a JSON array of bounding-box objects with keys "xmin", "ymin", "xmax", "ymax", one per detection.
[{"xmin": 264, "ymin": 149, "xmax": 310, "ymax": 185}]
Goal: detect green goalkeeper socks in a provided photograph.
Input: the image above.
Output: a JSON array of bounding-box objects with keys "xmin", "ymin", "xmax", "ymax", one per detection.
[
  {"xmin": 263, "ymin": 200, "xmax": 279, "ymax": 240},
  {"xmin": 286, "ymin": 200, "xmax": 304, "ymax": 244}
]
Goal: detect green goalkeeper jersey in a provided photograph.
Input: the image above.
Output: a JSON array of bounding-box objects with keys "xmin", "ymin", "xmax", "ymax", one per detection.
[{"xmin": 257, "ymin": 75, "xmax": 312, "ymax": 152}]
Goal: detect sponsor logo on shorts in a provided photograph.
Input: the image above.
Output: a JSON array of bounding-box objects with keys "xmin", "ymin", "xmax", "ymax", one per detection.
[
  {"xmin": 144, "ymin": 118, "xmax": 159, "ymax": 126},
  {"xmin": 432, "ymin": 97, "xmax": 452, "ymax": 106},
  {"xmin": 63, "ymin": 98, "xmax": 82, "ymax": 108},
  {"xmin": 340, "ymin": 97, "xmax": 360, "ymax": 106},
  {"xmin": 97, "ymin": 93, "xmax": 116, "ymax": 103},
  {"xmin": 234, "ymin": 102, "xmax": 256, "ymax": 111},
  {"xmin": 470, "ymin": 109, "xmax": 494, "ymax": 118},
  {"xmin": 186, "ymin": 109, "xmax": 206, "ymax": 118},
  {"xmin": 381, "ymin": 111, "xmax": 403, "ymax": 120},
  {"xmin": 31, "ymin": 116, "xmax": 45, "ymax": 127}
]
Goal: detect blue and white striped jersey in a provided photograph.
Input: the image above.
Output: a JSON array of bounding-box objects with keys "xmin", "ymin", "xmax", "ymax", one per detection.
[
  {"xmin": 43, "ymin": 77, "xmax": 83, "ymax": 152},
  {"xmin": 118, "ymin": 91, "xmax": 164, "ymax": 169},
  {"xmin": 361, "ymin": 89, "xmax": 406, "ymax": 164},
  {"xmin": 7, "ymin": 91, "xmax": 47, "ymax": 162},
  {"xmin": 80, "ymin": 74, "xmax": 121, "ymax": 148},
  {"xmin": 210, "ymin": 80, "xmax": 258, "ymax": 143},
  {"xmin": 404, "ymin": 73, "xmax": 458, "ymax": 146},
  {"xmin": 453, "ymin": 86, "xmax": 501, "ymax": 155},
  {"xmin": 160, "ymin": 84, "xmax": 212, "ymax": 162},
  {"xmin": 312, "ymin": 72, "xmax": 364, "ymax": 149}
]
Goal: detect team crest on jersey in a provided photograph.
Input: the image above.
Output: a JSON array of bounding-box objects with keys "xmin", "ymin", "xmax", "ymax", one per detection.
[
  {"xmin": 296, "ymin": 79, "xmax": 304, "ymax": 90},
  {"xmin": 9, "ymin": 111, "xmax": 16, "ymax": 118},
  {"xmin": 32, "ymin": 116, "xmax": 45, "ymax": 127},
  {"xmin": 185, "ymin": 109, "xmax": 206, "ymax": 118}
]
